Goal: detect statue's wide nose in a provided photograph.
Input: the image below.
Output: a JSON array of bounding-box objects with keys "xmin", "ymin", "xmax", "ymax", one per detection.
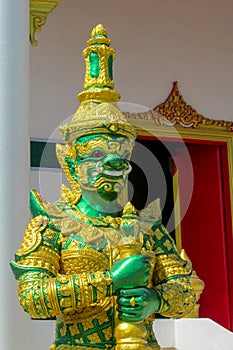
[{"xmin": 104, "ymin": 155, "xmax": 125, "ymax": 169}]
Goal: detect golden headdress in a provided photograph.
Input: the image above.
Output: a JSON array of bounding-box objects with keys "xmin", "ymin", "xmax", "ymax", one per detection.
[
  {"xmin": 59, "ymin": 24, "xmax": 136, "ymax": 143},
  {"xmin": 57, "ymin": 25, "xmax": 136, "ymax": 204}
]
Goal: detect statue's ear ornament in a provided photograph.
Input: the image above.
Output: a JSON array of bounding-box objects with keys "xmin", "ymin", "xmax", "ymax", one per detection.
[{"xmin": 56, "ymin": 144, "xmax": 81, "ymax": 205}]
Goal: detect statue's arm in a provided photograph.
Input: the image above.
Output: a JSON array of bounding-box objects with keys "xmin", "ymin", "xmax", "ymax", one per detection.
[
  {"xmin": 114, "ymin": 220, "xmax": 196, "ymax": 323},
  {"xmin": 151, "ymin": 223, "xmax": 196, "ymax": 318},
  {"xmin": 10, "ymin": 215, "xmax": 112, "ymax": 319}
]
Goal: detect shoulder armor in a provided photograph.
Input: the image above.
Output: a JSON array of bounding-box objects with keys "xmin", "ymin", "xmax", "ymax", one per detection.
[
  {"xmin": 10, "ymin": 261, "xmax": 54, "ymax": 280},
  {"xmin": 30, "ymin": 189, "xmax": 48, "ymax": 218},
  {"xmin": 30, "ymin": 189, "xmax": 67, "ymax": 219},
  {"xmin": 140, "ymin": 198, "xmax": 161, "ymax": 220},
  {"xmin": 15, "ymin": 215, "xmax": 49, "ymax": 259},
  {"xmin": 139, "ymin": 198, "xmax": 162, "ymax": 233}
]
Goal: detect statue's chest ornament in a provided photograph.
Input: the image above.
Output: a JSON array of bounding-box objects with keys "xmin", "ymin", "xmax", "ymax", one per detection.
[
  {"xmin": 50, "ymin": 201, "xmax": 157, "ymax": 276},
  {"xmin": 56, "ymin": 212, "xmax": 124, "ymax": 275},
  {"xmin": 65, "ymin": 205, "xmax": 122, "ymax": 229}
]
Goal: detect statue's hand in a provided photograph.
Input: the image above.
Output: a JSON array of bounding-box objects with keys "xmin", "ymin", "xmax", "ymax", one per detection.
[
  {"xmin": 110, "ymin": 255, "xmax": 151, "ymax": 294},
  {"xmin": 116, "ymin": 287, "xmax": 161, "ymax": 322}
]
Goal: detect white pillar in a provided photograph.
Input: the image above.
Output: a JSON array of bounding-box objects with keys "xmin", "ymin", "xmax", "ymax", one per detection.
[{"xmin": 0, "ymin": 1, "xmax": 31, "ymax": 349}]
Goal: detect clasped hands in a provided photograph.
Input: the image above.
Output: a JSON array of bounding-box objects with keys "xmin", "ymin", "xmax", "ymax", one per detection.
[{"xmin": 110, "ymin": 255, "xmax": 161, "ymax": 322}]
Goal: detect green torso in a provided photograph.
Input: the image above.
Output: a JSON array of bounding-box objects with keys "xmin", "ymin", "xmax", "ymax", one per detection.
[
  {"xmin": 11, "ymin": 190, "xmax": 194, "ymax": 350},
  {"xmin": 48, "ymin": 200, "xmax": 171, "ymax": 349}
]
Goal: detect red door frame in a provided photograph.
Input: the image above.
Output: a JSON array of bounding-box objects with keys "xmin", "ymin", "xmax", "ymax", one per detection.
[{"xmin": 137, "ymin": 135, "xmax": 233, "ymax": 330}]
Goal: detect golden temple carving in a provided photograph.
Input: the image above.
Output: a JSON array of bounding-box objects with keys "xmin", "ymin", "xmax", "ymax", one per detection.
[
  {"xmin": 124, "ymin": 81, "xmax": 233, "ymax": 132},
  {"xmin": 30, "ymin": 0, "xmax": 61, "ymax": 46}
]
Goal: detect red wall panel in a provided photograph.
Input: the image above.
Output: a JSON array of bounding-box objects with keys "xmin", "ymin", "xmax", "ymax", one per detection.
[{"xmin": 177, "ymin": 144, "xmax": 232, "ymax": 330}]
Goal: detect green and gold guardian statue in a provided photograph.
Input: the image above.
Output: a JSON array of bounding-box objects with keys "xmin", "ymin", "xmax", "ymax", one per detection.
[{"xmin": 10, "ymin": 25, "xmax": 197, "ymax": 350}]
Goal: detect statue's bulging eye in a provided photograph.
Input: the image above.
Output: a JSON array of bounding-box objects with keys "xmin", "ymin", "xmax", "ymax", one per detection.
[{"xmin": 92, "ymin": 150, "xmax": 103, "ymax": 158}]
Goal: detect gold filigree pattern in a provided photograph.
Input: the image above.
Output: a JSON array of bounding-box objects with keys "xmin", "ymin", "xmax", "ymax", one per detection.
[
  {"xmin": 31, "ymin": 189, "xmax": 67, "ymax": 219},
  {"xmin": 60, "ymin": 103, "xmax": 136, "ymax": 144},
  {"xmin": 77, "ymin": 273, "xmax": 94, "ymax": 308},
  {"xmin": 82, "ymin": 45, "xmax": 115, "ymax": 91},
  {"xmin": 18, "ymin": 272, "xmax": 49, "ymax": 318},
  {"xmin": 19, "ymin": 244, "xmax": 60, "ymax": 275},
  {"xmin": 61, "ymin": 246, "xmax": 109, "ymax": 275},
  {"xmin": 202, "ymin": 116, "xmax": 233, "ymax": 131},
  {"xmin": 180, "ymin": 249, "xmax": 205, "ymax": 318},
  {"xmin": 78, "ymin": 24, "xmax": 120, "ymax": 104},
  {"xmin": 63, "ymin": 205, "xmax": 121, "ymax": 229},
  {"xmin": 46, "ymin": 278, "xmax": 62, "ymax": 315},
  {"xmin": 124, "ymin": 81, "xmax": 233, "ymax": 131},
  {"xmin": 154, "ymin": 81, "xmax": 204, "ymax": 128},
  {"xmin": 124, "ymin": 110, "xmax": 164, "ymax": 125},
  {"xmin": 58, "ymin": 26, "xmax": 136, "ymax": 144},
  {"xmin": 30, "ymin": 0, "xmax": 61, "ymax": 46},
  {"xmin": 153, "ymin": 254, "xmax": 192, "ymax": 285},
  {"xmin": 17, "ymin": 266, "xmax": 111, "ymax": 319},
  {"xmin": 156, "ymin": 278, "xmax": 196, "ymax": 318},
  {"xmin": 76, "ymin": 137, "xmax": 133, "ymax": 157},
  {"xmin": 51, "ymin": 344, "xmax": 106, "ymax": 350},
  {"xmin": 53, "ymin": 345, "xmax": 160, "ymax": 350},
  {"xmin": 56, "ymin": 144, "xmax": 81, "ymax": 205},
  {"xmin": 16, "ymin": 215, "xmax": 48, "ymax": 256},
  {"xmin": 51, "ymin": 212, "xmax": 121, "ymax": 248}
]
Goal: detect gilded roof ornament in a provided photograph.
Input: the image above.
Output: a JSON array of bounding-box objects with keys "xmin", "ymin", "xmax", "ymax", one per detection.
[
  {"xmin": 154, "ymin": 81, "xmax": 204, "ymax": 128},
  {"xmin": 124, "ymin": 81, "xmax": 233, "ymax": 131},
  {"xmin": 30, "ymin": 0, "xmax": 61, "ymax": 46},
  {"xmin": 154, "ymin": 82, "xmax": 233, "ymax": 131}
]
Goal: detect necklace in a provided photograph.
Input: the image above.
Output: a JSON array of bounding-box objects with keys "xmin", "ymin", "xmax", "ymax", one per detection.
[{"xmin": 64, "ymin": 204, "xmax": 122, "ymax": 229}]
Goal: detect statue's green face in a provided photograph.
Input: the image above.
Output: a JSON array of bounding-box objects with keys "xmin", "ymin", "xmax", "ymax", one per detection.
[{"xmin": 74, "ymin": 134, "xmax": 134, "ymax": 201}]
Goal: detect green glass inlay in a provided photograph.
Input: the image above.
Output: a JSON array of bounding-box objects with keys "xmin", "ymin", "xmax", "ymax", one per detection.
[
  {"xmin": 108, "ymin": 55, "xmax": 113, "ymax": 80},
  {"xmin": 86, "ymin": 85, "xmax": 109, "ymax": 90},
  {"xmin": 90, "ymin": 51, "xmax": 100, "ymax": 78},
  {"xmin": 94, "ymin": 34, "xmax": 107, "ymax": 38}
]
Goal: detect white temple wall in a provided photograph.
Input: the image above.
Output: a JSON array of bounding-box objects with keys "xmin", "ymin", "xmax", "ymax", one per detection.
[{"xmin": 30, "ymin": 0, "xmax": 233, "ymax": 141}]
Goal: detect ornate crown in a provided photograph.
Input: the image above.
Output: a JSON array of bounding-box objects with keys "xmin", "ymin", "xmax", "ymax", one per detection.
[{"xmin": 59, "ymin": 24, "xmax": 136, "ymax": 143}]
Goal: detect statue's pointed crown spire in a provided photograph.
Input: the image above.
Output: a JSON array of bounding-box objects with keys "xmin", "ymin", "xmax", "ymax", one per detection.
[
  {"xmin": 59, "ymin": 24, "xmax": 136, "ymax": 143},
  {"xmin": 77, "ymin": 24, "xmax": 120, "ymax": 105}
]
